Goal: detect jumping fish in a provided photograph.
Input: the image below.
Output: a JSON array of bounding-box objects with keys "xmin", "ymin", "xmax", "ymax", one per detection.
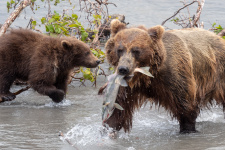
[{"xmin": 102, "ymin": 67, "xmax": 154, "ymax": 122}]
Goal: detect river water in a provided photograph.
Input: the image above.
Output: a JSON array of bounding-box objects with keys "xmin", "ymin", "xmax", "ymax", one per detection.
[{"xmin": 0, "ymin": 0, "xmax": 225, "ymax": 150}]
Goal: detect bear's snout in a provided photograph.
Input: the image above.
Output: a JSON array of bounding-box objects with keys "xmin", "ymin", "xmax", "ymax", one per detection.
[
  {"xmin": 117, "ymin": 52, "xmax": 136, "ymax": 76},
  {"xmin": 96, "ymin": 60, "xmax": 101, "ymax": 64},
  {"xmin": 118, "ymin": 66, "xmax": 129, "ymax": 75}
]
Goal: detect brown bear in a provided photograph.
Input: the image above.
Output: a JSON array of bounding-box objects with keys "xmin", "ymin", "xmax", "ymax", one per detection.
[
  {"xmin": 101, "ymin": 19, "xmax": 225, "ymax": 133},
  {"xmin": 0, "ymin": 29, "xmax": 100, "ymax": 103}
]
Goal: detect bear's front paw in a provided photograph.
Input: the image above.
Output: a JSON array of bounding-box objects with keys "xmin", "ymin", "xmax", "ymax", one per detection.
[
  {"xmin": 48, "ymin": 90, "xmax": 65, "ymax": 103},
  {"xmin": 0, "ymin": 93, "xmax": 16, "ymax": 102}
]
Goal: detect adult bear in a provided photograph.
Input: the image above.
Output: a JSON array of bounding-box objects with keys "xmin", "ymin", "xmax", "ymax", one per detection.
[
  {"xmin": 0, "ymin": 29, "xmax": 100, "ymax": 103},
  {"xmin": 103, "ymin": 19, "xmax": 225, "ymax": 133}
]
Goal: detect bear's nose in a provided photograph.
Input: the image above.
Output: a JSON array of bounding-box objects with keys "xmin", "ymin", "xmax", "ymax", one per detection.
[
  {"xmin": 118, "ymin": 66, "xmax": 129, "ymax": 75},
  {"xmin": 96, "ymin": 60, "xmax": 101, "ymax": 64}
]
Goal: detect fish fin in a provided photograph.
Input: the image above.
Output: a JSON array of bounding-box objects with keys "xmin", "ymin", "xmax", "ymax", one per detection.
[
  {"xmin": 104, "ymin": 102, "xmax": 110, "ymax": 106},
  {"xmin": 143, "ymin": 71, "xmax": 154, "ymax": 78},
  {"xmin": 134, "ymin": 67, "xmax": 154, "ymax": 78},
  {"xmin": 114, "ymin": 103, "xmax": 124, "ymax": 110},
  {"xmin": 139, "ymin": 66, "xmax": 150, "ymax": 71}
]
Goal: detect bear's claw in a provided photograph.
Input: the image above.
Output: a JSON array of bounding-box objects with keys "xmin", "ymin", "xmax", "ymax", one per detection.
[{"xmin": 0, "ymin": 94, "xmax": 16, "ymax": 102}]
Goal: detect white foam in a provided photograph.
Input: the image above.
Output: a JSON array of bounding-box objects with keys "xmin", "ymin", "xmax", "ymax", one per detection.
[
  {"xmin": 61, "ymin": 123, "xmax": 117, "ymax": 147},
  {"xmin": 44, "ymin": 99, "xmax": 72, "ymax": 107},
  {"xmin": 206, "ymin": 146, "xmax": 225, "ymax": 150},
  {"xmin": 127, "ymin": 147, "xmax": 136, "ymax": 150},
  {"xmin": 197, "ymin": 108, "xmax": 225, "ymax": 123}
]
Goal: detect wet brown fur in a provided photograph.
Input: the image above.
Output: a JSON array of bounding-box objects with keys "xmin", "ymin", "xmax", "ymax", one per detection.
[
  {"xmin": 0, "ymin": 29, "xmax": 99, "ymax": 102},
  {"xmin": 103, "ymin": 19, "xmax": 225, "ymax": 133}
]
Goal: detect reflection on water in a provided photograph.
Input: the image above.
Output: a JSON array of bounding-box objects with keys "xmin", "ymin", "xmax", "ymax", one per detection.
[{"xmin": 0, "ymin": 0, "xmax": 225, "ymax": 149}]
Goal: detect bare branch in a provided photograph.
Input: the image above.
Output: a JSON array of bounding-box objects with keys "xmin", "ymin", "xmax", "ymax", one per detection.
[
  {"xmin": 218, "ymin": 29, "xmax": 225, "ymax": 37},
  {"xmin": 191, "ymin": 0, "xmax": 205, "ymax": 27},
  {"xmin": 161, "ymin": 0, "xmax": 198, "ymax": 26},
  {"xmin": 13, "ymin": 86, "xmax": 30, "ymax": 95},
  {"xmin": 0, "ymin": 0, "xmax": 31, "ymax": 36},
  {"xmin": 47, "ymin": 0, "xmax": 51, "ymax": 17}
]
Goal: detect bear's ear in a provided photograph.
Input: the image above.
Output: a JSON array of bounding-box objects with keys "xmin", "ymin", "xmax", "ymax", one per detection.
[
  {"xmin": 105, "ymin": 38, "xmax": 117, "ymax": 66},
  {"xmin": 61, "ymin": 40, "xmax": 72, "ymax": 50},
  {"xmin": 110, "ymin": 19, "xmax": 126, "ymax": 37},
  {"xmin": 148, "ymin": 25, "xmax": 165, "ymax": 41}
]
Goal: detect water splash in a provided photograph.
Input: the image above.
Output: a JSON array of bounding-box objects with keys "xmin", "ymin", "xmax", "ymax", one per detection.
[
  {"xmin": 60, "ymin": 109, "xmax": 179, "ymax": 150},
  {"xmin": 127, "ymin": 147, "xmax": 136, "ymax": 150},
  {"xmin": 60, "ymin": 123, "xmax": 120, "ymax": 150},
  {"xmin": 45, "ymin": 99, "xmax": 72, "ymax": 107}
]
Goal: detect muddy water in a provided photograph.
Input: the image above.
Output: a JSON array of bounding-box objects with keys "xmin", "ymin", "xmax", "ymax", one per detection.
[{"xmin": 0, "ymin": 0, "xmax": 225, "ymax": 150}]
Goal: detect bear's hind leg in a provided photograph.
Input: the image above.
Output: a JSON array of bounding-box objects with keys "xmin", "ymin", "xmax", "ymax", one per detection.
[{"xmin": 0, "ymin": 75, "xmax": 16, "ymax": 102}]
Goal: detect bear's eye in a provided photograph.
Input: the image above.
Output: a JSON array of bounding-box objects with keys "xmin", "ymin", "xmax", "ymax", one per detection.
[
  {"xmin": 118, "ymin": 49, "xmax": 123, "ymax": 53},
  {"xmin": 131, "ymin": 49, "xmax": 140, "ymax": 58},
  {"xmin": 117, "ymin": 49, "xmax": 124, "ymax": 56},
  {"xmin": 85, "ymin": 51, "xmax": 90, "ymax": 56}
]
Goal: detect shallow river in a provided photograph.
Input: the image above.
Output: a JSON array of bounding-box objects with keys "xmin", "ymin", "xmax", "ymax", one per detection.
[{"xmin": 0, "ymin": 0, "xmax": 225, "ymax": 150}]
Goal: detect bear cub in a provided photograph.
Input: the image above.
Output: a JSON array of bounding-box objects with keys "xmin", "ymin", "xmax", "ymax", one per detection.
[{"xmin": 0, "ymin": 29, "xmax": 100, "ymax": 103}]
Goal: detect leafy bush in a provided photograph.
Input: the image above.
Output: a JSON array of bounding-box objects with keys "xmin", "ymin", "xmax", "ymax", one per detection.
[{"xmin": 212, "ymin": 23, "xmax": 225, "ymax": 39}]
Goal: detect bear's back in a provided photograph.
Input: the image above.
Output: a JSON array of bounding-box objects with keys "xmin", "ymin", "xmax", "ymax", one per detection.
[
  {"xmin": 0, "ymin": 29, "xmax": 44, "ymax": 45},
  {"xmin": 162, "ymin": 28, "xmax": 225, "ymax": 103},
  {"xmin": 162, "ymin": 28, "xmax": 225, "ymax": 76}
]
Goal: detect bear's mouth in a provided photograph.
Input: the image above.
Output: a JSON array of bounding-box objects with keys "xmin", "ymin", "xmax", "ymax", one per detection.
[{"xmin": 123, "ymin": 74, "xmax": 134, "ymax": 81}]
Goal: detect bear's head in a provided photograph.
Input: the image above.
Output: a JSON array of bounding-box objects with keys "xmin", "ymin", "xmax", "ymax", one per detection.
[
  {"xmin": 61, "ymin": 38, "xmax": 100, "ymax": 68},
  {"xmin": 105, "ymin": 19, "xmax": 166, "ymax": 79}
]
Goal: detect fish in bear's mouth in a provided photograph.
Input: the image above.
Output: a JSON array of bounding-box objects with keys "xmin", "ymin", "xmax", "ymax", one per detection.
[{"xmin": 101, "ymin": 66, "xmax": 154, "ymax": 123}]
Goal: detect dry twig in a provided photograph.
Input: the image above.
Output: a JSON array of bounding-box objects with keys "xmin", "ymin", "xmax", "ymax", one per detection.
[
  {"xmin": 13, "ymin": 86, "xmax": 30, "ymax": 95},
  {"xmin": 191, "ymin": 0, "xmax": 205, "ymax": 27},
  {"xmin": 162, "ymin": 0, "xmax": 205, "ymax": 28},
  {"xmin": 218, "ymin": 29, "xmax": 225, "ymax": 37},
  {"xmin": 161, "ymin": 0, "xmax": 198, "ymax": 26},
  {"xmin": 79, "ymin": 0, "xmax": 116, "ymax": 47}
]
